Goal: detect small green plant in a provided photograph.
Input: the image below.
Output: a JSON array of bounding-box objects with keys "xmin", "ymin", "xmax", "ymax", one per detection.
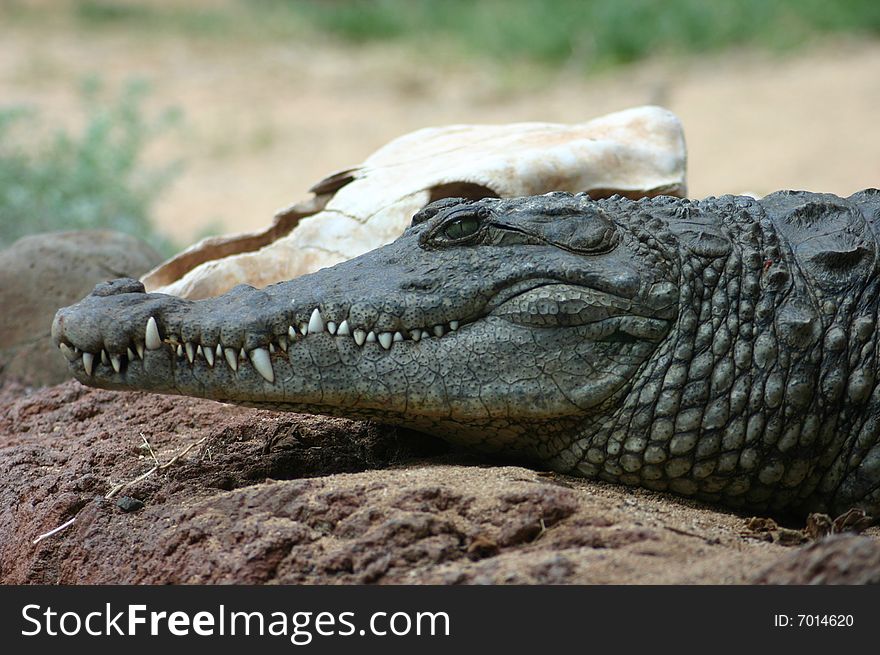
[{"xmin": 0, "ymin": 78, "xmax": 182, "ymax": 256}]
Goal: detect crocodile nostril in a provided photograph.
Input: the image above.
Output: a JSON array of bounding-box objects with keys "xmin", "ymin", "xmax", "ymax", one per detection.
[{"xmin": 91, "ymin": 278, "xmax": 146, "ymax": 298}]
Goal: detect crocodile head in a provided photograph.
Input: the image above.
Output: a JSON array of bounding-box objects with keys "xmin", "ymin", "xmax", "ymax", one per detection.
[{"xmin": 53, "ymin": 193, "xmax": 679, "ymax": 461}]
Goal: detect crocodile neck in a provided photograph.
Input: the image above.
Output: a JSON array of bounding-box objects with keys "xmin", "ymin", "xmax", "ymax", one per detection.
[{"xmin": 564, "ymin": 194, "xmax": 880, "ymax": 514}]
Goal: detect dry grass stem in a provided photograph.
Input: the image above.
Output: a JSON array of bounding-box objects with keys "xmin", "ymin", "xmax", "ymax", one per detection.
[
  {"xmin": 105, "ymin": 434, "xmax": 210, "ymax": 499},
  {"xmin": 33, "ymin": 517, "xmax": 76, "ymax": 545}
]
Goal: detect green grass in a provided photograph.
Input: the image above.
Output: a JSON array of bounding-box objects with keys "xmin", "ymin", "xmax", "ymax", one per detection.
[
  {"xmin": 279, "ymin": 0, "xmax": 880, "ymax": 70},
  {"xmin": 3, "ymin": 1, "xmax": 879, "ymax": 71},
  {"xmin": 5, "ymin": 0, "xmax": 876, "ymax": 72},
  {"xmin": 0, "ymin": 79, "xmax": 182, "ymax": 256}
]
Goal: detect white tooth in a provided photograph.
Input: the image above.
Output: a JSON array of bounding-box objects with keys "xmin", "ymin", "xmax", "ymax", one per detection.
[
  {"xmin": 145, "ymin": 317, "xmax": 162, "ymax": 350},
  {"xmin": 224, "ymin": 347, "xmax": 238, "ymax": 371},
  {"xmin": 59, "ymin": 343, "xmax": 77, "ymax": 361},
  {"xmin": 110, "ymin": 354, "xmax": 121, "ymax": 373},
  {"xmin": 411, "ymin": 329, "xmax": 422, "ymax": 342},
  {"xmin": 127, "ymin": 347, "xmax": 136, "ymax": 361},
  {"xmin": 176, "ymin": 344, "xmax": 183, "ymax": 358},
  {"xmin": 240, "ymin": 348, "xmax": 247, "ymax": 360},
  {"xmin": 308, "ymin": 308, "xmax": 324, "ymax": 334},
  {"xmin": 82, "ymin": 352, "xmax": 94, "ymax": 376},
  {"xmin": 327, "ymin": 321, "xmax": 337, "ymax": 335},
  {"xmin": 101, "ymin": 349, "xmax": 109, "ymax": 366},
  {"xmin": 135, "ymin": 343, "xmax": 145, "ymax": 359},
  {"xmin": 269, "ymin": 343, "xmax": 276, "ymax": 353},
  {"xmin": 378, "ymin": 332, "xmax": 393, "ymax": 350},
  {"xmin": 185, "ymin": 342, "xmax": 195, "ymax": 363},
  {"xmin": 393, "ymin": 331, "xmax": 404, "ymax": 342},
  {"xmin": 300, "ymin": 322, "xmax": 308, "ymax": 335},
  {"xmin": 197, "ymin": 344, "xmax": 203, "ymax": 357},
  {"xmin": 216, "ymin": 344, "xmax": 223, "ymax": 357},
  {"xmin": 353, "ymin": 329, "xmax": 366, "ymax": 346},
  {"xmin": 433, "ymin": 324, "xmax": 445, "ymax": 337},
  {"xmin": 449, "ymin": 320, "xmax": 459, "ymax": 331},
  {"xmin": 250, "ymin": 347, "xmax": 275, "ymax": 383},
  {"xmin": 278, "ymin": 335, "xmax": 288, "ymax": 351},
  {"xmin": 337, "ymin": 320, "xmax": 350, "ymax": 336},
  {"xmin": 288, "ymin": 325, "xmax": 297, "ymax": 339},
  {"xmin": 366, "ymin": 331, "xmax": 377, "ymax": 343},
  {"xmin": 204, "ymin": 345, "xmax": 215, "ymax": 367}
]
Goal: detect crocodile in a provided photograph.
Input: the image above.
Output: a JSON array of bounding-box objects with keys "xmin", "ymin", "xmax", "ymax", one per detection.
[{"xmin": 52, "ymin": 190, "xmax": 880, "ymax": 517}]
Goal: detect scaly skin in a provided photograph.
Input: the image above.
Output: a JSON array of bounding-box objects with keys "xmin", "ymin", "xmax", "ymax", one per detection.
[{"xmin": 53, "ymin": 190, "xmax": 880, "ymax": 516}]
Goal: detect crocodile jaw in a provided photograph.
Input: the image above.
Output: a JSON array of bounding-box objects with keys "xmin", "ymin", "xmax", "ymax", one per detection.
[{"xmin": 53, "ymin": 280, "xmax": 666, "ymax": 452}]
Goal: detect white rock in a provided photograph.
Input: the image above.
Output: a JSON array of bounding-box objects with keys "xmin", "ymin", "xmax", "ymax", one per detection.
[{"xmin": 143, "ymin": 107, "xmax": 687, "ymax": 299}]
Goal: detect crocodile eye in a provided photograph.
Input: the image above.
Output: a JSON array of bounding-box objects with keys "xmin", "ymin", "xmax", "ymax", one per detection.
[
  {"xmin": 443, "ymin": 215, "xmax": 481, "ymax": 240},
  {"xmin": 419, "ymin": 205, "xmax": 490, "ymax": 248}
]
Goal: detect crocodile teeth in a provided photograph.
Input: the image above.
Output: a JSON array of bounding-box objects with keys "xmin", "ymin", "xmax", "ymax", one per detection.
[
  {"xmin": 378, "ymin": 331, "xmax": 393, "ymax": 350},
  {"xmin": 299, "ymin": 322, "xmax": 308, "ymax": 335},
  {"xmin": 250, "ymin": 347, "xmax": 274, "ymax": 383},
  {"xmin": 308, "ymin": 308, "xmax": 324, "ymax": 334},
  {"xmin": 185, "ymin": 342, "xmax": 195, "ymax": 363},
  {"xmin": 204, "ymin": 345, "xmax": 215, "ymax": 367},
  {"xmin": 224, "ymin": 347, "xmax": 238, "ymax": 371},
  {"xmin": 127, "ymin": 347, "xmax": 136, "ymax": 361},
  {"xmin": 196, "ymin": 344, "xmax": 203, "ymax": 357},
  {"xmin": 433, "ymin": 325, "xmax": 445, "ymax": 337},
  {"xmin": 269, "ymin": 343, "xmax": 276, "ymax": 354},
  {"xmin": 288, "ymin": 326, "xmax": 297, "ymax": 340},
  {"xmin": 176, "ymin": 344, "xmax": 183, "ymax": 358},
  {"xmin": 216, "ymin": 344, "xmax": 223, "ymax": 358},
  {"xmin": 110, "ymin": 354, "xmax": 122, "ymax": 373},
  {"xmin": 135, "ymin": 343, "xmax": 145, "ymax": 359},
  {"xmin": 337, "ymin": 320, "xmax": 351, "ymax": 336},
  {"xmin": 411, "ymin": 329, "xmax": 422, "ymax": 342},
  {"xmin": 101, "ymin": 349, "xmax": 110, "ymax": 366},
  {"xmin": 353, "ymin": 329, "xmax": 366, "ymax": 346},
  {"xmin": 59, "ymin": 343, "xmax": 77, "ymax": 361},
  {"xmin": 449, "ymin": 320, "xmax": 459, "ymax": 331},
  {"xmin": 240, "ymin": 348, "xmax": 247, "ymax": 361},
  {"xmin": 366, "ymin": 331, "xmax": 377, "ymax": 343},
  {"xmin": 327, "ymin": 321, "xmax": 337, "ymax": 335},
  {"xmin": 82, "ymin": 352, "xmax": 94, "ymax": 376},
  {"xmin": 278, "ymin": 335, "xmax": 288, "ymax": 351},
  {"xmin": 393, "ymin": 331, "xmax": 404, "ymax": 342},
  {"xmin": 145, "ymin": 317, "xmax": 162, "ymax": 350}
]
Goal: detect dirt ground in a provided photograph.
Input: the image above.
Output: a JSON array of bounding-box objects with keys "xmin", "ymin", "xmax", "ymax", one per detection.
[
  {"xmin": 1, "ymin": 21, "xmax": 879, "ymax": 244},
  {"xmin": 2, "ymin": 380, "xmax": 878, "ymax": 584}
]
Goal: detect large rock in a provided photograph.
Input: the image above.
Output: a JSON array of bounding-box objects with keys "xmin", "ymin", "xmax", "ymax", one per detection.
[
  {"xmin": 3, "ymin": 380, "xmax": 876, "ymax": 584},
  {"xmin": 751, "ymin": 535, "xmax": 880, "ymax": 584},
  {"xmin": 0, "ymin": 231, "xmax": 161, "ymax": 387},
  {"xmin": 143, "ymin": 106, "xmax": 687, "ymax": 299}
]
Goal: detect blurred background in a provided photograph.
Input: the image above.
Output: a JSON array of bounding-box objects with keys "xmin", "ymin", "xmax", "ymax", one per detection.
[{"xmin": 2, "ymin": 0, "xmax": 879, "ymax": 256}]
